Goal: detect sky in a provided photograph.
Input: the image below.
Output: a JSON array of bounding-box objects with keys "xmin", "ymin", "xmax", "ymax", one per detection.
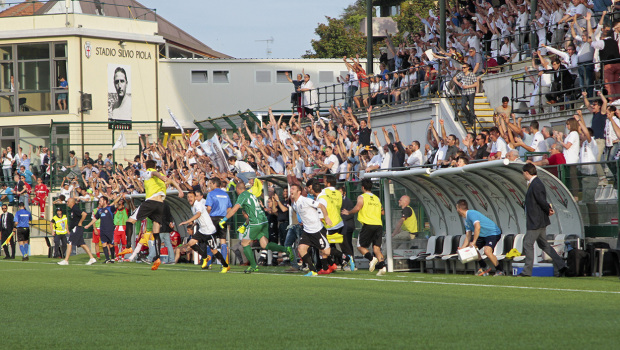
[{"xmin": 148, "ymin": 0, "xmax": 354, "ymax": 58}]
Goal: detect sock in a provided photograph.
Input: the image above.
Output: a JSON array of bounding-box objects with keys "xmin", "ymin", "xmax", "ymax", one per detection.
[
  {"xmin": 114, "ymin": 245, "xmax": 119, "ymax": 256},
  {"xmin": 327, "ymin": 255, "xmax": 335, "ymax": 266},
  {"xmin": 128, "ymin": 243, "xmax": 143, "ymax": 261},
  {"xmin": 221, "ymin": 243, "xmax": 228, "ymax": 263},
  {"xmin": 103, "ymin": 246, "xmax": 110, "ymax": 260},
  {"xmin": 364, "ymin": 252, "xmax": 373, "ymax": 261},
  {"xmin": 109, "ymin": 245, "xmax": 115, "ymax": 259},
  {"xmin": 495, "ymin": 262, "xmax": 503, "ymax": 272},
  {"xmin": 214, "ymin": 251, "xmax": 228, "ymax": 267},
  {"xmin": 24, "ymin": 244, "xmax": 29, "ymax": 256},
  {"xmin": 19, "ymin": 245, "xmax": 24, "ymax": 256},
  {"xmin": 243, "ymin": 245, "xmax": 257, "ymax": 268},
  {"xmin": 207, "ymin": 247, "xmax": 214, "ymax": 266},
  {"xmin": 266, "ymin": 242, "xmax": 287, "ymax": 252},
  {"xmin": 3, "ymin": 245, "xmax": 9, "ymax": 257},
  {"xmin": 302, "ymin": 253, "xmax": 317, "ymax": 272},
  {"xmin": 320, "ymin": 258, "xmax": 329, "ymax": 271},
  {"xmin": 190, "ymin": 244, "xmax": 208, "ymax": 260},
  {"xmin": 125, "ymin": 222, "xmax": 133, "ymax": 248},
  {"xmin": 344, "ymin": 254, "xmax": 350, "ymax": 262},
  {"xmin": 376, "ymin": 261, "xmax": 386, "ymax": 270},
  {"xmin": 479, "ymin": 260, "xmax": 488, "ymax": 269},
  {"xmin": 153, "ymin": 233, "xmax": 161, "ymax": 260}
]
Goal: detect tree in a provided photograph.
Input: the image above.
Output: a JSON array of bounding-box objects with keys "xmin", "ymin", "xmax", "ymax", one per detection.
[
  {"xmin": 303, "ymin": 16, "xmax": 367, "ymax": 58},
  {"xmin": 394, "ymin": 0, "xmax": 437, "ymax": 38}
]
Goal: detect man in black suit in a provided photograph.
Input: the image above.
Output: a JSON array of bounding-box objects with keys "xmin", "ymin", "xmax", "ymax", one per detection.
[
  {"xmin": 520, "ymin": 163, "xmax": 567, "ymax": 277},
  {"xmin": 1, "ymin": 204, "xmax": 15, "ymax": 259}
]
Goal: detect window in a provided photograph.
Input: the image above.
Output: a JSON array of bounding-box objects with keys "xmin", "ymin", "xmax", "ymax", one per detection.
[
  {"xmin": 276, "ymin": 70, "xmax": 292, "ymax": 83},
  {"xmin": 191, "ymin": 70, "xmax": 209, "ymax": 83},
  {"xmin": 213, "ymin": 70, "xmax": 229, "ymax": 84},
  {"xmin": 319, "ymin": 71, "xmax": 334, "ymax": 84},
  {"xmin": 0, "ymin": 41, "xmax": 68, "ymax": 116},
  {"xmin": 255, "ymin": 70, "xmax": 271, "ymax": 83}
]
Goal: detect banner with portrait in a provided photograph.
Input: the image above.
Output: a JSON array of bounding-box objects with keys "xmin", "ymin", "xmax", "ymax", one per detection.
[{"xmin": 108, "ymin": 63, "xmax": 132, "ymax": 122}]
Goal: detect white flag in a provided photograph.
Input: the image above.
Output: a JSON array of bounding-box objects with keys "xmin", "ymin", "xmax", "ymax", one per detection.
[
  {"xmin": 112, "ymin": 132, "xmax": 127, "ymax": 150},
  {"xmin": 190, "ymin": 129, "xmax": 200, "ymax": 143},
  {"xmin": 167, "ymin": 107, "xmax": 184, "ymax": 134}
]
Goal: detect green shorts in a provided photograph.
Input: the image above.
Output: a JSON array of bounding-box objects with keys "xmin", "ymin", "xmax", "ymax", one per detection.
[{"xmin": 242, "ymin": 222, "xmax": 268, "ymax": 241}]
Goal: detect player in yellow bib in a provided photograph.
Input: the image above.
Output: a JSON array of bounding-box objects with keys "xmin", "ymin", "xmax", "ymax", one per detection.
[
  {"xmin": 391, "ymin": 195, "xmax": 418, "ymax": 239},
  {"xmin": 127, "ymin": 159, "xmax": 184, "ymax": 271},
  {"xmin": 313, "ymin": 176, "xmax": 347, "ymax": 274},
  {"xmin": 341, "ymin": 178, "xmax": 387, "ymax": 276}
]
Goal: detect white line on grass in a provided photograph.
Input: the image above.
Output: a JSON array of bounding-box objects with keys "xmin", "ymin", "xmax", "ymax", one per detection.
[
  {"xmin": 2, "ymin": 261, "xmax": 618, "ymax": 295},
  {"xmin": 320, "ymin": 275, "xmax": 620, "ymax": 295}
]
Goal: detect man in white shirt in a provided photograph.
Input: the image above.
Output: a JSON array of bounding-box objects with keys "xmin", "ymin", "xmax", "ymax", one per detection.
[
  {"xmin": 290, "ymin": 183, "xmax": 332, "ymax": 277},
  {"xmin": 320, "ymin": 146, "xmax": 339, "ymax": 174},
  {"xmin": 489, "ymin": 127, "xmax": 508, "ymax": 159},
  {"xmin": 405, "ymin": 141, "xmax": 424, "ymax": 167},
  {"xmin": 179, "ymin": 192, "xmax": 229, "ymax": 273}
]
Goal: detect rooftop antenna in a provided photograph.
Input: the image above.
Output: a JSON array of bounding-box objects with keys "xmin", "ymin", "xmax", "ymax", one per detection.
[{"xmin": 255, "ymin": 36, "xmax": 274, "ymax": 58}]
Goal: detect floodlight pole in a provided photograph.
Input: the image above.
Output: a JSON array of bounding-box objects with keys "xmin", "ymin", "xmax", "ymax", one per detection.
[
  {"xmin": 366, "ymin": 0, "xmax": 373, "ymax": 74},
  {"xmin": 440, "ymin": 0, "xmax": 446, "ymax": 48},
  {"xmin": 384, "ymin": 179, "xmax": 393, "ymax": 272}
]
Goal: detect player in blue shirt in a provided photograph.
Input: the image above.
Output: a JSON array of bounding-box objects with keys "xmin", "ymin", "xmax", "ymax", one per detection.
[
  {"xmin": 85, "ymin": 196, "xmax": 119, "ymax": 264},
  {"xmin": 205, "ymin": 177, "xmax": 232, "ymax": 264},
  {"xmin": 456, "ymin": 199, "xmax": 504, "ymax": 276},
  {"xmin": 14, "ymin": 202, "xmax": 32, "ymax": 261}
]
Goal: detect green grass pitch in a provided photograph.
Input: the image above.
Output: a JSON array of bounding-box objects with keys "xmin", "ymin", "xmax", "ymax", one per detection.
[{"xmin": 1, "ymin": 256, "xmax": 619, "ymax": 349}]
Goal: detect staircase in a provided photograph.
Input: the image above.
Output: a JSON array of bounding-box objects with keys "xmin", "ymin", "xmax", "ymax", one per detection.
[{"xmin": 451, "ymin": 92, "xmax": 496, "ymax": 133}]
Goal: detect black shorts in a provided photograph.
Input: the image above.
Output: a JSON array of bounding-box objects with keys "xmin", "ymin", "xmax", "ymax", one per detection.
[
  {"xmin": 130, "ymin": 200, "xmax": 164, "ymax": 225},
  {"xmin": 357, "ymin": 224, "xmax": 383, "ymax": 248},
  {"xmin": 16, "ymin": 227, "xmax": 29, "ymax": 241},
  {"xmin": 299, "ymin": 228, "xmax": 329, "ymax": 250},
  {"xmin": 191, "ymin": 233, "xmax": 217, "ymax": 250},
  {"xmin": 100, "ymin": 230, "xmax": 113, "ymax": 244},
  {"xmin": 68, "ymin": 226, "xmax": 86, "ymax": 247},
  {"xmin": 475, "ymin": 234, "xmax": 501, "ymax": 250},
  {"xmin": 211, "ymin": 216, "xmax": 226, "ymax": 239}
]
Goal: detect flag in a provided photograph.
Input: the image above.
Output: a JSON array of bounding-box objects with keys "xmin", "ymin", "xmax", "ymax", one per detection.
[
  {"xmin": 250, "ymin": 178, "xmax": 263, "ymax": 198},
  {"xmin": 112, "ymin": 132, "xmax": 127, "ymax": 150},
  {"xmin": 167, "ymin": 107, "xmax": 184, "ymax": 134},
  {"xmin": 190, "ymin": 129, "xmax": 200, "ymax": 143},
  {"xmin": 200, "ymin": 134, "xmax": 228, "ymax": 172}
]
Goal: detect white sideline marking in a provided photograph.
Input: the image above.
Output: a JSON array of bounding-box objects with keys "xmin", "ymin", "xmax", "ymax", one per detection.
[
  {"xmin": 321, "ymin": 275, "xmax": 620, "ymax": 295},
  {"xmin": 2, "ymin": 261, "xmax": 619, "ymax": 295}
]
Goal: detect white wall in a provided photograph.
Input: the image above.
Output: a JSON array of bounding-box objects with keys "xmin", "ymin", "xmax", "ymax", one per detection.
[{"xmin": 158, "ymin": 58, "xmax": 378, "ymax": 128}]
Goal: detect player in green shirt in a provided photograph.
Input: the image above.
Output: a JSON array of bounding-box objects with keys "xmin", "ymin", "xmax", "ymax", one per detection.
[{"xmin": 220, "ymin": 180, "xmax": 293, "ymax": 273}]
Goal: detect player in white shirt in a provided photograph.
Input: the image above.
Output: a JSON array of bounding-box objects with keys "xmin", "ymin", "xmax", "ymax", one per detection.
[
  {"xmin": 179, "ymin": 192, "xmax": 229, "ymax": 273},
  {"xmin": 289, "ymin": 183, "xmax": 332, "ymax": 277}
]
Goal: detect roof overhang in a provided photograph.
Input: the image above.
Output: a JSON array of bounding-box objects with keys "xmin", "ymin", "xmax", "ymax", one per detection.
[{"xmin": 364, "ymin": 160, "xmax": 584, "ymax": 238}]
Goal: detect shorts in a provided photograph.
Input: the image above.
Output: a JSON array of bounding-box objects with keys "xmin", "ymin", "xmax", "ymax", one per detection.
[
  {"xmin": 130, "ymin": 200, "xmax": 164, "ymax": 226},
  {"xmin": 114, "ymin": 226, "xmax": 127, "ymax": 245},
  {"xmin": 191, "ymin": 233, "xmax": 217, "ymax": 250},
  {"xmin": 100, "ymin": 229, "xmax": 113, "ymax": 244},
  {"xmin": 211, "ymin": 216, "xmax": 226, "ymax": 239},
  {"xmin": 357, "ymin": 224, "xmax": 383, "ymax": 248},
  {"xmin": 58, "ymin": 93, "xmax": 67, "ymax": 101},
  {"xmin": 299, "ymin": 228, "xmax": 329, "ymax": 250},
  {"xmin": 138, "ymin": 232, "xmax": 153, "ymax": 246},
  {"xmin": 92, "ymin": 227, "xmax": 100, "ymax": 243},
  {"xmin": 355, "ymin": 86, "xmax": 369, "ymax": 98},
  {"xmin": 16, "ymin": 227, "xmax": 30, "ymax": 241},
  {"xmin": 240, "ymin": 222, "xmax": 268, "ymax": 241},
  {"xmin": 68, "ymin": 226, "xmax": 86, "ymax": 247},
  {"xmin": 475, "ymin": 234, "xmax": 501, "ymax": 250}
]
